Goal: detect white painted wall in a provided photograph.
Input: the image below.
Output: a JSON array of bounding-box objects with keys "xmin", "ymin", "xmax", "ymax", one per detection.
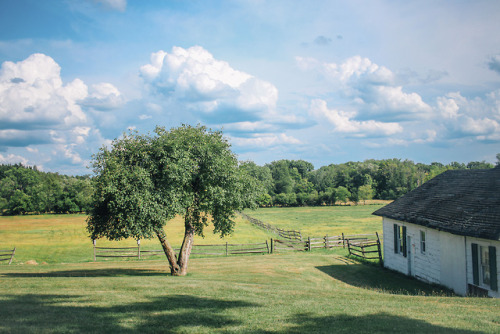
[
  {"xmin": 439, "ymin": 231, "xmax": 466, "ymax": 296},
  {"xmin": 382, "ymin": 218, "xmax": 440, "ymax": 284}
]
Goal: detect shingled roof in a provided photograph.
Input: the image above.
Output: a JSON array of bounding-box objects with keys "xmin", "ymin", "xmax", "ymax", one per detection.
[{"xmin": 373, "ymin": 166, "xmax": 500, "ymax": 241}]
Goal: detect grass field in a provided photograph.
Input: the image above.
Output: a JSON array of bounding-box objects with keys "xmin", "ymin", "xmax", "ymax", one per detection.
[
  {"xmin": 1, "ymin": 206, "xmax": 499, "ymax": 333},
  {"xmin": 243, "ymin": 202, "xmax": 387, "ymax": 236},
  {"xmin": 0, "ymin": 214, "xmax": 274, "ymax": 264}
]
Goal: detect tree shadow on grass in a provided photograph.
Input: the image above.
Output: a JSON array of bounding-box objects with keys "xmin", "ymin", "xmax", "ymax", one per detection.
[
  {"xmin": 316, "ymin": 263, "xmax": 454, "ymax": 296},
  {"xmin": 2, "ymin": 268, "xmax": 169, "ymax": 278},
  {"xmin": 268, "ymin": 312, "xmax": 482, "ymax": 334},
  {"xmin": 0, "ymin": 293, "xmax": 259, "ymax": 333}
]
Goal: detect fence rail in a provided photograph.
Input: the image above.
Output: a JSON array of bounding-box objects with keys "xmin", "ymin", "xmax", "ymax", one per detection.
[
  {"xmin": 0, "ymin": 247, "xmax": 16, "ymax": 264},
  {"xmin": 346, "ymin": 232, "xmax": 382, "ymax": 263},
  {"xmin": 93, "ymin": 240, "xmax": 270, "ymax": 261},
  {"xmin": 240, "ymin": 212, "xmax": 302, "ymax": 241}
]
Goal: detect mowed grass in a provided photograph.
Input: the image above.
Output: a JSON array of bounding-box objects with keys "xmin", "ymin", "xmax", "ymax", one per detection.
[
  {"xmin": 1, "ymin": 253, "xmax": 499, "ymax": 333},
  {"xmin": 0, "ymin": 214, "xmax": 274, "ymax": 264},
  {"xmin": 243, "ymin": 202, "xmax": 388, "ymax": 237},
  {"xmin": 1, "ymin": 206, "xmax": 499, "ymax": 333}
]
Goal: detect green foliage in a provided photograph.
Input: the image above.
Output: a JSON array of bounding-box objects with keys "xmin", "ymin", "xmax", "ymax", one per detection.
[
  {"xmin": 257, "ymin": 157, "xmax": 497, "ymax": 207},
  {"xmin": 87, "ymin": 125, "xmax": 261, "ymax": 274},
  {"xmin": 88, "ymin": 125, "xmax": 260, "ymax": 241},
  {"xmin": 0, "ymin": 164, "xmax": 92, "ymax": 215}
]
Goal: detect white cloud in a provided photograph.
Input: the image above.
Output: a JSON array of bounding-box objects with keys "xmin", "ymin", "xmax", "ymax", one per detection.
[
  {"xmin": 436, "ymin": 91, "xmax": 500, "ymax": 141},
  {"xmin": 322, "ymin": 56, "xmax": 395, "ymax": 86},
  {"xmin": 81, "ymin": 83, "xmax": 124, "ymax": 111},
  {"xmin": 0, "ymin": 53, "xmax": 123, "ymax": 172},
  {"xmin": 309, "ymin": 99, "xmax": 403, "ymax": 137},
  {"xmin": 140, "ymin": 46, "xmax": 278, "ymax": 118},
  {"xmin": 0, "ymin": 153, "xmax": 30, "ymax": 165},
  {"xmin": 297, "ymin": 55, "xmax": 431, "ymax": 121},
  {"xmin": 0, "ymin": 54, "xmax": 88, "ymax": 129}
]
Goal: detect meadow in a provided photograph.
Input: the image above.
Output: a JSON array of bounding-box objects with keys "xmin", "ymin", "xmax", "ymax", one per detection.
[{"xmin": 1, "ymin": 205, "xmax": 499, "ymax": 333}]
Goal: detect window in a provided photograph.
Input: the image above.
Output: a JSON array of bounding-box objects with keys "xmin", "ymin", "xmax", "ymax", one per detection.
[
  {"xmin": 420, "ymin": 230, "xmax": 426, "ymax": 254},
  {"xmin": 480, "ymin": 246, "xmax": 490, "ymax": 286},
  {"xmin": 472, "ymin": 243, "xmax": 497, "ymax": 291},
  {"xmin": 393, "ymin": 224, "xmax": 407, "ymax": 257}
]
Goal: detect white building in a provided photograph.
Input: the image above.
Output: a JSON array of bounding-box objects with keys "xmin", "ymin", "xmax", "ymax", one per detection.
[{"xmin": 373, "ymin": 167, "xmax": 500, "ymax": 297}]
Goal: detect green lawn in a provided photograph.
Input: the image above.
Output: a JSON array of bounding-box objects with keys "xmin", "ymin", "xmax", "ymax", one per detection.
[
  {"xmin": 1, "ymin": 253, "xmax": 499, "ymax": 333},
  {"xmin": 1, "ymin": 207, "xmax": 499, "ymax": 333}
]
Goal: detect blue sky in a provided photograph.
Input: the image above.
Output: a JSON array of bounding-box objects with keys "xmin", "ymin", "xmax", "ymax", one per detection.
[{"xmin": 1, "ymin": 0, "xmax": 500, "ymax": 175}]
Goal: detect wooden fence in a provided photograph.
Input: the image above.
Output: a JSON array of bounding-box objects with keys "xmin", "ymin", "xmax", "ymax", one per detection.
[
  {"xmin": 0, "ymin": 247, "xmax": 15, "ymax": 265},
  {"xmin": 346, "ymin": 232, "xmax": 382, "ymax": 263},
  {"xmin": 272, "ymin": 239, "xmax": 307, "ymax": 252},
  {"xmin": 93, "ymin": 240, "xmax": 270, "ymax": 261},
  {"xmin": 239, "ymin": 212, "xmax": 302, "ymax": 241}
]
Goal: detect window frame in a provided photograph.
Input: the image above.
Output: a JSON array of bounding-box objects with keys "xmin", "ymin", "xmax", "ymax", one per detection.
[{"xmin": 420, "ymin": 230, "xmax": 426, "ymax": 254}]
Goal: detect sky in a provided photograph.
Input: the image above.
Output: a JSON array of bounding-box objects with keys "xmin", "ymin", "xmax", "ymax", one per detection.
[{"xmin": 1, "ymin": 0, "xmax": 500, "ymax": 175}]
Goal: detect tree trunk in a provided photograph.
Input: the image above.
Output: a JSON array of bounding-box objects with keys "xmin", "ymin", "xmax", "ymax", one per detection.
[
  {"xmin": 155, "ymin": 228, "xmax": 180, "ymax": 275},
  {"xmin": 176, "ymin": 215, "xmax": 196, "ymax": 276}
]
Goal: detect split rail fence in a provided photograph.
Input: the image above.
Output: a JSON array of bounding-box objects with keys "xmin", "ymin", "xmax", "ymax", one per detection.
[
  {"xmin": 241, "ymin": 213, "xmax": 382, "ymax": 262},
  {"xmin": 239, "ymin": 212, "xmax": 302, "ymax": 241},
  {"xmin": 0, "ymin": 247, "xmax": 15, "ymax": 265},
  {"xmin": 346, "ymin": 232, "xmax": 383, "ymax": 263},
  {"xmin": 93, "ymin": 240, "xmax": 270, "ymax": 261}
]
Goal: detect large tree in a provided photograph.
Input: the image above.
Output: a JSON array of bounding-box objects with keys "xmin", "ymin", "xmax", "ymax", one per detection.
[{"xmin": 87, "ymin": 125, "xmax": 259, "ymax": 276}]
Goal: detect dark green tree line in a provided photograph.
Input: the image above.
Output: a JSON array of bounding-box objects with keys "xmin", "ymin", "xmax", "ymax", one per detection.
[{"xmin": 0, "ymin": 164, "xmax": 92, "ymax": 215}]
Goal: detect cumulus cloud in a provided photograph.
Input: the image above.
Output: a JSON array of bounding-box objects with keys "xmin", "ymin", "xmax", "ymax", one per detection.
[
  {"xmin": 140, "ymin": 46, "xmax": 278, "ymax": 121},
  {"xmin": 0, "ymin": 54, "xmax": 87, "ymax": 129},
  {"xmin": 81, "ymin": 82, "xmax": 124, "ymax": 111},
  {"xmin": 0, "ymin": 53, "xmax": 123, "ymax": 171},
  {"xmin": 309, "ymin": 99, "xmax": 403, "ymax": 137},
  {"xmin": 436, "ymin": 91, "xmax": 500, "ymax": 141},
  {"xmin": 0, "ymin": 54, "xmax": 122, "ymax": 130},
  {"xmin": 296, "ymin": 55, "xmax": 432, "ymax": 121}
]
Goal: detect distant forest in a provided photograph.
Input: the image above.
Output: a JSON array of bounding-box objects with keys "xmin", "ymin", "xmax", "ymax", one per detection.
[{"xmin": 0, "ymin": 157, "xmax": 497, "ymax": 215}]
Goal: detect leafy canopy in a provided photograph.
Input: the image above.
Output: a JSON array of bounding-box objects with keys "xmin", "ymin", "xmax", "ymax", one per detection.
[{"xmin": 87, "ymin": 124, "xmax": 258, "ymax": 241}]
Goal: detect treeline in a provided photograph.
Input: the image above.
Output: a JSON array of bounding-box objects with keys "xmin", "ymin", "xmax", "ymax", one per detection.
[
  {"xmin": 0, "ymin": 164, "xmax": 92, "ymax": 215},
  {"xmin": 240, "ymin": 158, "xmax": 496, "ymax": 207},
  {"xmin": 0, "ymin": 158, "xmax": 496, "ymax": 214}
]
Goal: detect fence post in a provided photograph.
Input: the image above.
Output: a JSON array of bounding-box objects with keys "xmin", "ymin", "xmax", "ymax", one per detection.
[
  {"xmin": 307, "ymin": 237, "xmax": 311, "ymax": 251},
  {"xmin": 137, "ymin": 239, "xmax": 141, "ymax": 259},
  {"xmin": 225, "ymin": 242, "xmax": 228, "ymax": 256},
  {"xmin": 265, "ymin": 240, "xmax": 270, "ymax": 254},
  {"xmin": 93, "ymin": 239, "xmax": 96, "ymax": 262},
  {"xmin": 342, "ymin": 233, "xmax": 345, "ymax": 248},
  {"xmin": 270, "ymin": 239, "xmax": 274, "ymax": 254},
  {"xmin": 325, "ymin": 234, "xmax": 328, "ymax": 249},
  {"xmin": 9, "ymin": 247, "xmax": 15, "ymax": 265}
]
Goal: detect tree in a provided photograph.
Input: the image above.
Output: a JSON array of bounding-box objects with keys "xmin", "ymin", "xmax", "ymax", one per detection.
[
  {"xmin": 358, "ymin": 184, "xmax": 374, "ymax": 204},
  {"xmin": 87, "ymin": 125, "xmax": 259, "ymax": 276},
  {"xmin": 335, "ymin": 186, "xmax": 351, "ymax": 205}
]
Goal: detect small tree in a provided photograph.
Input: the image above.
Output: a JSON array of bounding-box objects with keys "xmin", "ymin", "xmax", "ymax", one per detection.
[
  {"xmin": 87, "ymin": 125, "xmax": 259, "ymax": 276},
  {"xmin": 358, "ymin": 184, "xmax": 374, "ymax": 204},
  {"xmin": 335, "ymin": 186, "xmax": 351, "ymax": 205}
]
